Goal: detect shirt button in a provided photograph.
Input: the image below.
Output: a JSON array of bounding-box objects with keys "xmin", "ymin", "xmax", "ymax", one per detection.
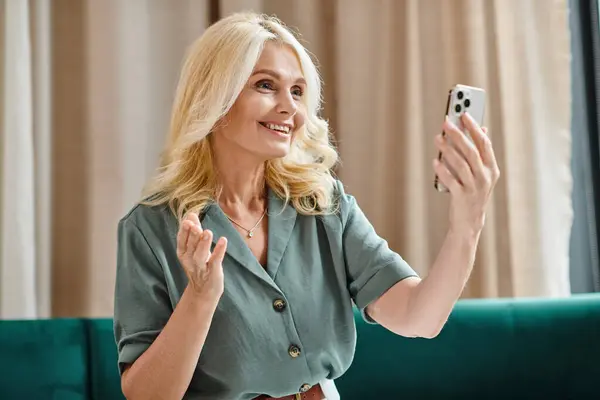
[
  {"xmin": 299, "ymin": 383, "xmax": 311, "ymax": 393},
  {"xmin": 288, "ymin": 344, "xmax": 301, "ymax": 358},
  {"xmin": 273, "ymin": 299, "xmax": 286, "ymax": 312}
]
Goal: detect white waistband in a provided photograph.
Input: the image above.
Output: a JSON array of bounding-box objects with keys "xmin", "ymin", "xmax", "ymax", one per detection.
[{"xmin": 318, "ymin": 379, "xmax": 340, "ymax": 400}]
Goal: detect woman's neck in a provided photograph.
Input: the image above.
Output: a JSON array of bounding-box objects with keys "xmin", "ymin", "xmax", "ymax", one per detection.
[{"xmin": 215, "ymin": 161, "xmax": 267, "ymax": 214}]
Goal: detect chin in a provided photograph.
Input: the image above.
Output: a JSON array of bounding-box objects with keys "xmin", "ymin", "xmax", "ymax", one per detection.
[{"xmin": 261, "ymin": 146, "xmax": 291, "ymax": 161}]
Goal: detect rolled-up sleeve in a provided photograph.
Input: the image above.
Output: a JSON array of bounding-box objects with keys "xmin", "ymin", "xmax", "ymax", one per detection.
[
  {"xmin": 337, "ymin": 181, "xmax": 419, "ymax": 324},
  {"xmin": 113, "ymin": 217, "xmax": 172, "ymax": 374}
]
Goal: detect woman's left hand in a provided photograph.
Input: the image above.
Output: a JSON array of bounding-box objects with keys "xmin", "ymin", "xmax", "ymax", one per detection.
[{"xmin": 433, "ymin": 112, "xmax": 501, "ymax": 235}]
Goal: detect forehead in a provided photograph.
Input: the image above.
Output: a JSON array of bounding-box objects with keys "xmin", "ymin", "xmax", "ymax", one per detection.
[{"xmin": 253, "ymin": 41, "xmax": 304, "ymax": 81}]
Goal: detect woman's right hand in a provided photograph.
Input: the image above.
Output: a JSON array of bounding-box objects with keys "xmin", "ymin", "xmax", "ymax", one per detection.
[{"xmin": 176, "ymin": 212, "xmax": 228, "ymax": 300}]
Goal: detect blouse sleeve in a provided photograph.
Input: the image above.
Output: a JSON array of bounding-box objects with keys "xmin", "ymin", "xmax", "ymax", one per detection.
[
  {"xmin": 337, "ymin": 181, "xmax": 419, "ymax": 324},
  {"xmin": 113, "ymin": 217, "xmax": 173, "ymax": 374}
]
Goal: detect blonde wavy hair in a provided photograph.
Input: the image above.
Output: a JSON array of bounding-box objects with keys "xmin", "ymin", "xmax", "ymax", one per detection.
[{"xmin": 140, "ymin": 12, "xmax": 340, "ymax": 221}]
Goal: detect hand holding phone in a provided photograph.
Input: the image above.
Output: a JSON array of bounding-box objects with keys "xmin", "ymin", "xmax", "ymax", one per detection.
[
  {"xmin": 431, "ymin": 84, "xmax": 500, "ymax": 234},
  {"xmin": 434, "ymin": 84, "xmax": 486, "ymax": 192}
]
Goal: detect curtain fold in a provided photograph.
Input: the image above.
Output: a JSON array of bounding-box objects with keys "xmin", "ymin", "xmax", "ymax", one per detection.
[
  {"xmin": 0, "ymin": 0, "xmax": 573, "ymax": 319},
  {"xmin": 51, "ymin": 0, "xmax": 212, "ymax": 317},
  {"xmin": 32, "ymin": 0, "xmax": 53, "ymax": 318},
  {"xmin": 1, "ymin": 0, "xmax": 38, "ymax": 319}
]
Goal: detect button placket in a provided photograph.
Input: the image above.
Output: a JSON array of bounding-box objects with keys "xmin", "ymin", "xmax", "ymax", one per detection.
[{"xmin": 272, "ymin": 293, "xmax": 312, "ymax": 386}]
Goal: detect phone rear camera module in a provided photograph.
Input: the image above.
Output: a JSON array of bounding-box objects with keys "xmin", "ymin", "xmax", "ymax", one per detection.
[
  {"xmin": 464, "ymin": 99, "xmax": 471, "ymax": 108},
  {"xmin": 454, "ymin": 104, "xmax": 462, "ymax": 113},
  {"xmin": 457, "ymin": 91, "xmax": 464, "ymax": 100}
]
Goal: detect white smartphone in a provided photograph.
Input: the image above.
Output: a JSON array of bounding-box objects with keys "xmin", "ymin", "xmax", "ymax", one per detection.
[{"xmin": 434, "ymin": 84, "xmax": 486, "ymax": 192}]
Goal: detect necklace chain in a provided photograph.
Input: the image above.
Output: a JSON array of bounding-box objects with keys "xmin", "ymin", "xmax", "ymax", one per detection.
[{"xmin": 223, "ymin": 208, "xmax": 268, "ymax": 238}]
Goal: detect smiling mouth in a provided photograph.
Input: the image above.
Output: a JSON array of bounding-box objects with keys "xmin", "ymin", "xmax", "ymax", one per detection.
[{"xmin": 259, "ymin": 122, "xmax": 292, "ymax": 135}]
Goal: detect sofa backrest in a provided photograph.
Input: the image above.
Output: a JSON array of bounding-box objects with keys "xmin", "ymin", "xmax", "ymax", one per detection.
[
  {"xmin": 0, "ymin": 318, "xmax": 91, "ymax": 399},
  {"xmin": 0, "ymin": 318, "xmax": 124, "ymax": 400},
  {"xmin": 2, "ymin": 294, "xmax": 600, "ymax": 399},
  {"xmin": 85, "ymin": 319, "xmax": 124, "ymax": 400},
  {"xmin": 337, "ymin": 294, "xmax": 600, "ymax": 399}
]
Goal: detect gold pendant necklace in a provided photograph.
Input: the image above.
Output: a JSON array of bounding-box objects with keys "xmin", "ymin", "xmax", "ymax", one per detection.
[{"xmin": 223, "ymin": 208, "xmax": 268, "ymax": 238}]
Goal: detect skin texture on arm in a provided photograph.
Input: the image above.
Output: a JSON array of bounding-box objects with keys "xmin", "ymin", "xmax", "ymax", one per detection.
[
  {"xmin": 367, "ymin": 112, "xmax": 500, "ymax": 338},
  {"xmin": 122, "ymin": 286, "xmax": 220, "ymax": 400},
  {"xmin": 122, "ymin": 218, "xmax": 228, "ymax": 400},
  {"xmin": 367, "ymin": 228, "xmax": 480, "ymax": 338}
]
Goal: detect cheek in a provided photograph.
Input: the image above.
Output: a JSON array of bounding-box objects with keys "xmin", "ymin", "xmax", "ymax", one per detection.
[
  {"xmin": 230, "ymin": 90, "xmax": 263, "ymax": 118},
  {"xmin": 224, "ymin": 103, "xmax": 262, "ymax": 136},
  {"xmin": 294, "ymin": 109, "xmax": 307, "ymax": 131}
]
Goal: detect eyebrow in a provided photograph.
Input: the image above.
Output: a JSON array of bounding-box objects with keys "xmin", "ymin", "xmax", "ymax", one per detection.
[{"xmin": 252, "ymin": 68, "xmax": 306, "ymax": 85}]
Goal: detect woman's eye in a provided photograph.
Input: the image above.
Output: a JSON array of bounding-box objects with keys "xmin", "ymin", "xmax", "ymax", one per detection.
[
  {"xmin": 291, "ymin": 86, "xmax": 304, "ymax": 97},
  {"xmin": 256, "ymin": 80, "xmax": 303, "ymax": 98},
  {"xmin": 256, "ymin": 80, "xmax": 274, "ymax": 90}
]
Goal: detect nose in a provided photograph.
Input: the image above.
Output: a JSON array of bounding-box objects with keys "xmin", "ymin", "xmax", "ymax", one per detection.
[{"xmin": 275, "ymin": 91, "xmax": 298, "ymax": 116}]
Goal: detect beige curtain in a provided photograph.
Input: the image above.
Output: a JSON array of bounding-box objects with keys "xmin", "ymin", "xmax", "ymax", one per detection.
[
  {"xmin": 220, "ymin": 0, "xmax": 573, "ymax": 299},
  {"xmin": 51, "ymin": 0, "xmax": 211, "ymax": 317},
  {"xmin": 0, "ymin": 0, "xmax": 572, "ymax": 319},
  {"xmin": 1, "ymin": 0, "xmax": 212, "ymax": 318},
  {"xmin": 0, "ymin": 0, "xmax": 52, "ymax": 319}
]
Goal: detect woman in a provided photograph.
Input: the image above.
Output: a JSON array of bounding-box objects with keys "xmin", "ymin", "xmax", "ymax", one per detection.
[{"xmin": 113, "ymin": 12, "xmax": 499, "ymax": 400}]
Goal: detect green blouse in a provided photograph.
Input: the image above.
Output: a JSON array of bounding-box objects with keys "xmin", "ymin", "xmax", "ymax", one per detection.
[{"xmin": 113, "ymin": 180, "xmax": 418, "ymax": 399}]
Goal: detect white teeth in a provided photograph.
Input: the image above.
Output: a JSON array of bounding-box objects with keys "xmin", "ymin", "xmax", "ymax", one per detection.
[{"xmin": 264, "ymin": 123, "xmax": 290, "ymax": 134}]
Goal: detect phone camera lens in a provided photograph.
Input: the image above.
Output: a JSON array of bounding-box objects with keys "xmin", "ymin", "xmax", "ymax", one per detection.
[
  {"xmin": 454, "ymin": 104, "xmax": 462, "ymax": 113},
  {"xmin": 457, "ymin": 91, "xmax": 464, "ymax": 100},
  {"xmin": 464, "ymin": 99, "xmax": 471, "ymax": 107}
]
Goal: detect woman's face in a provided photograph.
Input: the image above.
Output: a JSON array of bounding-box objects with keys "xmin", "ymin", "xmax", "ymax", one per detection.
[{"xmin": 212, "ymin": 41, "xmax": 307, "ymax": 163}]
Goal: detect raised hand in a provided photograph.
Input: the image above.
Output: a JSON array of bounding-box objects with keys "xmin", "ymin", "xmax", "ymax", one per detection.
[
  {"xmin": 433, "ymin": 112, "xmax": 500, "ymax": 234},
  {"xmin": 176, "ymin": 212, "xmax": 228, "ymax": 300}
]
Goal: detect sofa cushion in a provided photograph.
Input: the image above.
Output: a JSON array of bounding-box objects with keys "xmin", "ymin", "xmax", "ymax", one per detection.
[
  {"xmin": 0, "ymin": 318, "xmax": 90, "ymax": 399},
  {"xmin": 336, "ymin": 294, "xmax": 600, "ymax": 399},
  {"xmin": 85, "ymin": 318, "xmax": 125, "ymax": 400}
]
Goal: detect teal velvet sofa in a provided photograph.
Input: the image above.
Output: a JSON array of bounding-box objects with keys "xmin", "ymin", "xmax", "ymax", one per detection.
[{"xmin": 1, "ymin": 294, "xmax": 599, "ymax": 399}]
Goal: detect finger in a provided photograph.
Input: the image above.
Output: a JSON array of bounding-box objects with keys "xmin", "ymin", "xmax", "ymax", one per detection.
[
  {"xmin": 177, "ymin": 221, "xmax": 193, "ymax": 256},
  {"xmin": 480, "ymin": 128, "xmax": 500, "ymax": 172},
  {"xmin": 184, "ymin": 212, "xmax": 200, "ymax": 228},
  {"xmin": 188, "ymin": 212, "xmax": 202, "ymax": 230},
  {"xmin": 433, "ymin": 158, "xmax": 461, "ymax": 193},
  {"xmin": 443, "ymin": 118, "xmax": 485, "ymax": 179},
  {"xmin": 461, "ymin": 113, "xmax": 489, "ymax": 160},
  {"xmin": 193, "ymin": 229, "xmax": 213, "ymax": 265},
  {"xmin": 208, "ymin": 237, "xmax": 228, "ymax": 268},
  {"xmin": 186, "ymin": 225, "xmax": 203, "ymax": 256},
  {"xmin": 435, "ymin": 134, "xmax": 474, "ymax": 188}
]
